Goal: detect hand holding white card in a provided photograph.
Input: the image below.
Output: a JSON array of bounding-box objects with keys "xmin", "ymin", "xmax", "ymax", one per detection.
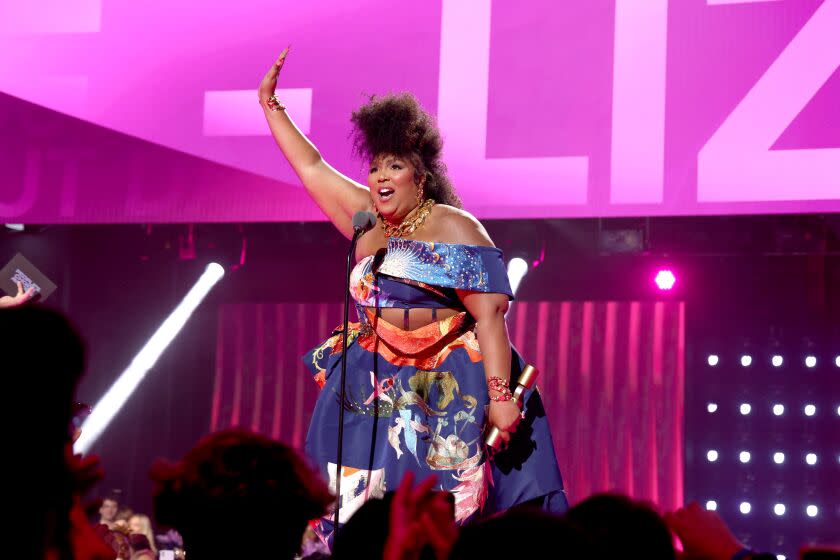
[{"xmin": 0, "ymin": 253, "xmax": 57, "ymax": 303}]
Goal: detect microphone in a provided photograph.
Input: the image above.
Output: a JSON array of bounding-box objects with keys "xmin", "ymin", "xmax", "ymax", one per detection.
[
  {"xmin": 333, "ymin": 209, "xmax": 376, "ymax": 535},
  {"xmin": 352, "ymin": 211, "xmax": 377, "ymax": 234}
]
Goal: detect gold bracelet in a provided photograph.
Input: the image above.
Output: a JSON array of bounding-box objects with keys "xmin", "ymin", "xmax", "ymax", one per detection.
[{"xmin": 266, "ymin": 94, "xmax": 286, "ymax": 112}]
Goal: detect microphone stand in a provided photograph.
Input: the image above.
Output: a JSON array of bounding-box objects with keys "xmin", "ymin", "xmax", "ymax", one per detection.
[{"xmin": 333, "ymin": 222, "xmax": 367, "ymax": 534}]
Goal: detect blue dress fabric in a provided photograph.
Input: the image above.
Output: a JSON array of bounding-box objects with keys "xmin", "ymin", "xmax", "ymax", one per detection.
[{"xmin": 303, "ymin": 238, "xmax": 567, "ymax": 540}]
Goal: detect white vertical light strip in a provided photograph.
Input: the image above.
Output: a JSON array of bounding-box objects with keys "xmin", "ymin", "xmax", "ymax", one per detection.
[
  {"xmin": 505, "ymin": 257, "xmax": 529, "ymax": 318},
  {"xmin": 610, "ymin": 0, "xmax": 669, "ymax": 203},
  {"xmin": 507, "ymin": 258, "xmax": 529, "ymax": 296},
  {"xmin": 74, "ymin": 263, "xmax": 225, "ymax": 454}
]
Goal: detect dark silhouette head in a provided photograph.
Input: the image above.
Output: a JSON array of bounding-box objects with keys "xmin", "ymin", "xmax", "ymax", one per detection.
[
  {"xmin": 450, "ymin": 507, "xmax": 599, "ymax": 560},
  {"xmin": 567, "ymin": 493, "xmax": 676, "ymax": 560},
  {"xmin": 151, "ymin": 428, "xmax": 333, "ymax": 559},
  {"xmin": 1, "ymin": 305, "xmax": 86, "ymax": 560}
]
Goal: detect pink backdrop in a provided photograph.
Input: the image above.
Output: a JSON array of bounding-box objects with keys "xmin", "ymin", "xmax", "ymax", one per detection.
[
  {"xmin": 211, "ymin": 300, "xmax": 685, "ymax": 509},
  {"xmin": 1, "ymin": 0, "xmax": 838, "ymax": 223}
]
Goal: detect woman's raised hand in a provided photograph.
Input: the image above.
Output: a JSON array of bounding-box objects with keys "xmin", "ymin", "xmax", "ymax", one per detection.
[{"xmin": 258, "ymin": 46, "xmax": 290, "ymax": 106}]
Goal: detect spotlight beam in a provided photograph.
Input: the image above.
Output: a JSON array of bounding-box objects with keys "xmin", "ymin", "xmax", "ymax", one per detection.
[
  {"xmin": 507, "ymin": 257, "xmax": 529, "ymax": 296},
  {"xmin": 74, "ymin": 263, "xmax": 225, "ymax": 454},
  {"xmin": 505, "ymin": 257, "xmax": 529, "ymax": 318}
]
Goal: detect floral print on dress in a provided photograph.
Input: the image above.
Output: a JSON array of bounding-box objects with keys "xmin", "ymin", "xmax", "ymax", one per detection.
[{"xmin": 337, "ymin": 367, "xmax": 486, "ymax": 521}]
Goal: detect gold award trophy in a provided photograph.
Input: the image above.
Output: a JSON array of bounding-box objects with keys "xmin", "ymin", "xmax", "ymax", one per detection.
[{"xmin": 485, "ymin": 364, "xmax": 539, "ymax": 449}]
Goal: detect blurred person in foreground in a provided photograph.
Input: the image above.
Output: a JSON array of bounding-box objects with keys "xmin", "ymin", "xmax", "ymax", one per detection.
[
  {"xmin": 2, "ymin": 304, "xmax": 112, "ymax": 559},
  {"xmin": 666, "ymin": 502, "xmax": 779, "ymax": 560},
  {"xmin": 151, "ymin": 428, "xmax": 333, "ymax": 560},
  {"xmin": 128, "ymin": 514, "xmax": 157, "ymax": 556}
]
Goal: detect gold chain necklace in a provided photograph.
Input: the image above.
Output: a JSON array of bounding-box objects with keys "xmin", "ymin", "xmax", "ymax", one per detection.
[{"xmin": 378, "ymin": 198, "xmax": 436, "ymax": 238}]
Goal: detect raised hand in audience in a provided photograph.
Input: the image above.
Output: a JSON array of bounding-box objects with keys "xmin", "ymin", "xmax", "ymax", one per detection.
[
  {"xmin": 665, "ymin": 502, "xmax": 746, "ymax": 560},
  {"xmin": 0, "ymin": 281, "xmax": 36, "ymax": 308},
  {"xmin": 384, "ymin": 472, "xmax": 458, "ymax": 560}
]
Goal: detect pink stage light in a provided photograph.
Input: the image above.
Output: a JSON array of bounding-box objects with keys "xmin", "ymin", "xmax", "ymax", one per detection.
[{"xmin": 654, "ymin": 269, "xmax": 677, "ymax": 291}]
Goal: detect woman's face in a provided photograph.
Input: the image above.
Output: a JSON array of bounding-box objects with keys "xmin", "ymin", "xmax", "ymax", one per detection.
[
  {"xmin": 368, "ymin": 153, "xmax": 423, "ymax": 221},
  {"xmin": 128, "ymin": 515, "xmax": 144, "ymax": 534}
]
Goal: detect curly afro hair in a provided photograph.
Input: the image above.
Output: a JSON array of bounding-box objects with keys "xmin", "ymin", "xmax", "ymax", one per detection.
[
  {"xmin": 351, "ymin": 92, "xmax": 462, "ymax": 208},
  {"xmin": 151, "ymin": 429, "xmax": 333, "ymax": 559}
]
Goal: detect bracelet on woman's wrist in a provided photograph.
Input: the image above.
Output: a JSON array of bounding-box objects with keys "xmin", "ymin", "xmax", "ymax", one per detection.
[
  {"xmin": 488, "ymin": 376, "xmax": 513, "ymax": 401},
  {"xmin": 265, "ymin": 93, "xmax": 286, "ymax": 112}
]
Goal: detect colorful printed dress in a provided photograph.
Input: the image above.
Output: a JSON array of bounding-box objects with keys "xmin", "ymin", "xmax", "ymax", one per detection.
[{"xmin": 304, "ymin": 238, "xmax": 567, "ymax": 538}]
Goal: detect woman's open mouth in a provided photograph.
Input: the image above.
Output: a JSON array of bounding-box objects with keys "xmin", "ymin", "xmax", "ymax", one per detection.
[{"xmin": 378, "ymin": 187, "xmax": 395, "ymax": 202}]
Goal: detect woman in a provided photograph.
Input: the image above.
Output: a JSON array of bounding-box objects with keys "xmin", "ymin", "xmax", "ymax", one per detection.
[
  {"xmin": 128, "ymin": 514, "xmax": 157, "ymax": 556},
  {"xmin": 258, "ymin": 48, "xmax": 567, "ymax": 538}
]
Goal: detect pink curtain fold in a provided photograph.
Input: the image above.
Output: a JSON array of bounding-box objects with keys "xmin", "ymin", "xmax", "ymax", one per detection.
[{"xmin": 213, "ymin": 300, "xmax": 684, "ymax": 510}]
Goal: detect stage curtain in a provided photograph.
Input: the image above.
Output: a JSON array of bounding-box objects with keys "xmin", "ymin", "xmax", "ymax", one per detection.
[{"xmin": 213, "ymin": 300, "xmax": 684, "ymax": 509}]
